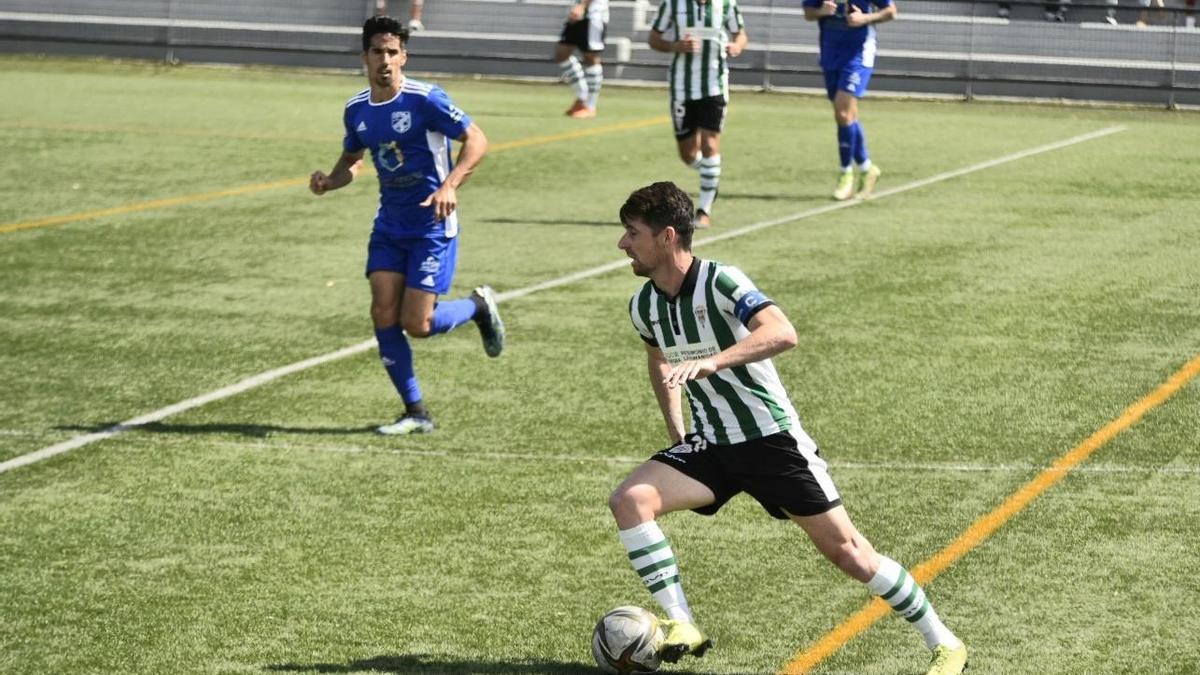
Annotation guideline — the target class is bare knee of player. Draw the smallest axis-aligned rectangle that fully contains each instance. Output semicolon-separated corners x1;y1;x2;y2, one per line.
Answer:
699;131;721;157
823;533;879;583
833;97;858;126
676;138;700;165
400;311;434;338
370;299;401;329
608;481;663;528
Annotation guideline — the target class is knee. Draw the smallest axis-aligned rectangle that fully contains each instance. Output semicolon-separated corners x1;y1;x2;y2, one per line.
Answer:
370;303;397;328
401;314;433;338
608;483;658;525
829;541;877;583
834;109;856;127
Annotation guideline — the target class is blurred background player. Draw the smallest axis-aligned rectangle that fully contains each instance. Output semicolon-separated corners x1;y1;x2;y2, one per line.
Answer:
610;181;968;675
373;0;425;31
555;0;610;118
803;0;896;201
648;0;748;228
309;16;504;435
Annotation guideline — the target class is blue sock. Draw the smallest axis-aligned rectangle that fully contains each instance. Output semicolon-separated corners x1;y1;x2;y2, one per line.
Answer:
837;124;855;171
375;325;421;405
852;121;870;166
429;297;478;336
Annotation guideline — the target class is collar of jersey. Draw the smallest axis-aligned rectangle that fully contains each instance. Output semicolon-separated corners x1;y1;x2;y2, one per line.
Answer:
654;256;701;302
367;81;405;106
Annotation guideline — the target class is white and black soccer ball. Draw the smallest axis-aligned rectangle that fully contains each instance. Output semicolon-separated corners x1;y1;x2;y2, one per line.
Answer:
590;605;665;674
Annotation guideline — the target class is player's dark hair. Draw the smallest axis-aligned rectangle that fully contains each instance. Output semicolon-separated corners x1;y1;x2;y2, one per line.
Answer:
362;15;409;52
620;182;695;249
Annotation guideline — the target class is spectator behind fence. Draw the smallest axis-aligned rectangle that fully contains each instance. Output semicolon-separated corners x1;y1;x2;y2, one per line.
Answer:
998;0;1118;24
1137;0;1165;26
373;0;425;31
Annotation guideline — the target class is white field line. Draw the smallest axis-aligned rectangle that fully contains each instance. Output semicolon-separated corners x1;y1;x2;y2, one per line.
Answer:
0;126;1126;476
121;436;1200;475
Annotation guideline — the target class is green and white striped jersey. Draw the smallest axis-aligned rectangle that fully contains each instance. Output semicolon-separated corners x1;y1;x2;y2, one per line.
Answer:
651;0;745;102
629;258;810;446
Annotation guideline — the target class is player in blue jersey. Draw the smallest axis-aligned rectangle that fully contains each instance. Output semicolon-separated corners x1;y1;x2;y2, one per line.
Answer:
803;0;896;201
309;15;504;435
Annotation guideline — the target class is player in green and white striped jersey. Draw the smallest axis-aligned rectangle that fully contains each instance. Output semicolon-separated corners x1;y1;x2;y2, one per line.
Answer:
607;182;968;674
648;0;748;229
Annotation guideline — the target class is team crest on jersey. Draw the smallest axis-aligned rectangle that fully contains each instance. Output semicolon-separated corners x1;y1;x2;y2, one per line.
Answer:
391;111;412;134
376;141;405;171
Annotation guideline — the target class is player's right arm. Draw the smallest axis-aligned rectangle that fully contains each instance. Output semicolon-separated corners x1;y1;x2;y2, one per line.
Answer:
309;150;364;196
804;0;838;20
646;343;687;444
649;29;701;54
567;0;590;22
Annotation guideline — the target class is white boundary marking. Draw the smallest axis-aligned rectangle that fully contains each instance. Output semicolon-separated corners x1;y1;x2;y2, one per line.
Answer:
111;435;1200;474
0;126;1126;476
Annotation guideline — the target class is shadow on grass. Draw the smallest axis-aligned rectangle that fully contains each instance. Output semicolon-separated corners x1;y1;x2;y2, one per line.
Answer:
56;422;377;437
265;654;722;674
480;217;615;227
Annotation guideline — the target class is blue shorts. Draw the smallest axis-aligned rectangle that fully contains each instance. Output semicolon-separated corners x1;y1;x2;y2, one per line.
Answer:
824;56;873;100
365;230;458;296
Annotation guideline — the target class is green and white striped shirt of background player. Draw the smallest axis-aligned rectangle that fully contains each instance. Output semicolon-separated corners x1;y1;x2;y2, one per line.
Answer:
629;258;819;448
651;0;746;103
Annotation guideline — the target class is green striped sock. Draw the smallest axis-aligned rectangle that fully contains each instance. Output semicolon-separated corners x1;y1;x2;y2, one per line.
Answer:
618;521;692;621
867;556;960;650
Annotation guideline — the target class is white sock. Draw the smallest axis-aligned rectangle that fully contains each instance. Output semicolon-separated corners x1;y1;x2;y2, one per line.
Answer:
558;56;588;101
698;154;721;214
866;556;961;651
584;64;603;109
858;158;873;172
618;521;692;621
688;154;703;170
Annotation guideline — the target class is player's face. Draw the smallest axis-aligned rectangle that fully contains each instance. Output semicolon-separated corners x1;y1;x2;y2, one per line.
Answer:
363;33;407;89
618;218;667;278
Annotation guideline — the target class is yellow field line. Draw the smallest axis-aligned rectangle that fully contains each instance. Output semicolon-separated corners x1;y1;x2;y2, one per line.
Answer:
0;116;667;236
780;351;1200;674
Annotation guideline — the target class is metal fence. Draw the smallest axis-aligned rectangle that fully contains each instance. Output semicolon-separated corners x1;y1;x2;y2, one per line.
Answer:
1;0;1198;106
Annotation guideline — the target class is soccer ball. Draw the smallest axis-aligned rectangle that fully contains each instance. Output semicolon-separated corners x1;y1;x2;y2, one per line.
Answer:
590;605;665;674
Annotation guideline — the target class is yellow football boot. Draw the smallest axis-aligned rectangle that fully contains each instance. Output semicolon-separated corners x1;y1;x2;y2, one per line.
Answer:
658;618;713;663
926;643;968;675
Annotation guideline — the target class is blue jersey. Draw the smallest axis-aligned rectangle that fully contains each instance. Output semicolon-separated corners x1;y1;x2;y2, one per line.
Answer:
802;0;892;71
342;78;472;239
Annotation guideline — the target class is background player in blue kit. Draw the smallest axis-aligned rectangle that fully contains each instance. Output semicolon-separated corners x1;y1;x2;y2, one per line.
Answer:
803;0;896;201
309;15;504;435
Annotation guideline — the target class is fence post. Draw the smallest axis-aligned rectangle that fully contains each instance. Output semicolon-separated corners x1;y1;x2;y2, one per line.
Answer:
165;0;178;64
965;0;978;101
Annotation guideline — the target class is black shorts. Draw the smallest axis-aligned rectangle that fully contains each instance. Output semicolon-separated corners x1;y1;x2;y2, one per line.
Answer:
559;18;606;53
650;431;842;519
671;95;727;139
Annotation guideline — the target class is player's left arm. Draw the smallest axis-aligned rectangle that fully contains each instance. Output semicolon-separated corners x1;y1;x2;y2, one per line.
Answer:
847;0;897;27
662;305;797;388
725;0;749;56
420;122;489;221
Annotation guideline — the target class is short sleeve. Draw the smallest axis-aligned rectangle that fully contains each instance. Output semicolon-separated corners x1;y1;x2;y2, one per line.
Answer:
725;0;745;31
651;0;673;33
713;265;775;327
342;105;365;154
629;293;659;347
424;87;472;140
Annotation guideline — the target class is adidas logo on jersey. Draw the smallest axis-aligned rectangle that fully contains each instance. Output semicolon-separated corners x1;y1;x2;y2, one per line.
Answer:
357;121;367;132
